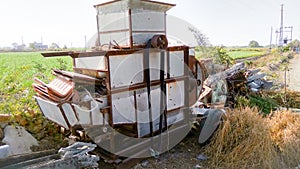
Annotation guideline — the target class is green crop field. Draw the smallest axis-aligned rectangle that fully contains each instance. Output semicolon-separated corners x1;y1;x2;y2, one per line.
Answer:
228;48;267;59
228;50;266;59
0;52;72;115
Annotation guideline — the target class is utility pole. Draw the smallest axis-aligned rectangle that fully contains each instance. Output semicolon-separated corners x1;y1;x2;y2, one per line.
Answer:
84;35;87;50
275;29;278;47
279;4;284;46
290;26;293;41
269;27;273;50
276;4;293;46
21;36;24;45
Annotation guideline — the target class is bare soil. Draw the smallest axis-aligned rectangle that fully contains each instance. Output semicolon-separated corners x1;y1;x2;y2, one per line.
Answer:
280;54;300;91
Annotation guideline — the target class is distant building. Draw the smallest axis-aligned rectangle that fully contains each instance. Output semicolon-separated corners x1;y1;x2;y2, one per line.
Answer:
12;43;26;51
29;42;48;50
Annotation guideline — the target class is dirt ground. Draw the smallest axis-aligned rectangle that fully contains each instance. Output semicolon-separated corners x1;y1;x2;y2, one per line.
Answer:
280;54;300;91
92;130;208;169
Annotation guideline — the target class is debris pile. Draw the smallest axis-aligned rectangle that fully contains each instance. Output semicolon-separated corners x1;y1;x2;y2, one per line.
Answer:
200;62;274;107
33;69;106;103
33;68;108;130
59;142;99;168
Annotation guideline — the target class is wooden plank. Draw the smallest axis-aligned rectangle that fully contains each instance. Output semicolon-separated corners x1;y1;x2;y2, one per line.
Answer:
0;149;57;168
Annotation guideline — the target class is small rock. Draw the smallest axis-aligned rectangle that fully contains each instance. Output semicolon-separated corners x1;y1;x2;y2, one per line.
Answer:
194;164;202;169
2;126;39;156
196;154;208;161
141;160;149;167
0;145;10;158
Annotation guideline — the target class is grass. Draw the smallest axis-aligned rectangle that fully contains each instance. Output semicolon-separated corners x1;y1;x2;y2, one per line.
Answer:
195;47;268;60
228;50;266;59
205;107;300;169
0;52;72;115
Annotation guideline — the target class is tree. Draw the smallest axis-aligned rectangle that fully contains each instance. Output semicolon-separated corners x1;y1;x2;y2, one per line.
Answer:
248;40;259;48
11;42;18;48
188;26;210;46
49;43;60;49
213;46;234;67
289;39;300;48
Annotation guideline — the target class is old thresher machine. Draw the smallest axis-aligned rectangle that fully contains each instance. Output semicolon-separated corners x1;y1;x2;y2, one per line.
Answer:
33;0;223;166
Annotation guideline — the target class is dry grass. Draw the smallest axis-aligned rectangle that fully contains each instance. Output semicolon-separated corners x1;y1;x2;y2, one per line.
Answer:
270;110;300;167
204;107;300;169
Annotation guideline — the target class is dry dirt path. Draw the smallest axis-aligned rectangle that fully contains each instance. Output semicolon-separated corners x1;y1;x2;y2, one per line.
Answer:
283;54;300;91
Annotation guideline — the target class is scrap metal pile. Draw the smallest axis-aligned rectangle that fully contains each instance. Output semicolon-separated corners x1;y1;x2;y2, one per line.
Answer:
31;0;274;166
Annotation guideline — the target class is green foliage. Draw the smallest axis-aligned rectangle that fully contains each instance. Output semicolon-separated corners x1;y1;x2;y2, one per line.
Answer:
0;52;73;139
197;47;267;62
213;46;234;67
195;46;234;67
0;52;72;114
235;94;278;115
281;45;290;52
289;39;300;47
228;47;265;52
248;40;259;48
56;58;68;70
228;50;265;59
195;46;216;59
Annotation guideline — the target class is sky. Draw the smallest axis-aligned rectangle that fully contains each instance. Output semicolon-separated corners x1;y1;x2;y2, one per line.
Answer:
0;0;299;47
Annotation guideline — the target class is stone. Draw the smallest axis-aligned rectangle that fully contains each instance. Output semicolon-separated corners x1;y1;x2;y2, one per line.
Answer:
196;154;208;161
141;160;150;167
194;164;202;169
2;126;39;156
0;145;10;158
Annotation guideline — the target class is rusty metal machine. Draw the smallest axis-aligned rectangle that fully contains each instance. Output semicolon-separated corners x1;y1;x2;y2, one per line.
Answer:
33;0;217;166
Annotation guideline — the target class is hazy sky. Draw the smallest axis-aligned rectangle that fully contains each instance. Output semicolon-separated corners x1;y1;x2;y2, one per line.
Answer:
0;0;299;47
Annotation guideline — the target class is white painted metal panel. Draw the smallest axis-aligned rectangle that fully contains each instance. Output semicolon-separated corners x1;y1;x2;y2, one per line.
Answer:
96;1;127;14
136;86;162;122
91;107;105;125
111;91;136;124
61;103;78;127
109;53;144;88
100;31;130;47
137;102;186;137
138;116;165;137
131;9;165;31
167;80;185;110
136;85;165;137
73;101;105;126
98;12;129;32
96;0;174;14
75;56;106;70
74;106;91;125
169;51;185;77
136;88;149;124
167;109;185;126
35;97;69;129
149;51;168;81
